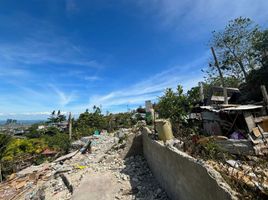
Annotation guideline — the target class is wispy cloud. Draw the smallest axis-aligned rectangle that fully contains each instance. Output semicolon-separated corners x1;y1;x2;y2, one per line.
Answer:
0;13;102;116
0;67;30;78
136;0;268;40
65;0;79;13
0;112;51;120
0;13;103;69
84;76;101;81
88;53;207;110
49;84;76;107
0;38;103;69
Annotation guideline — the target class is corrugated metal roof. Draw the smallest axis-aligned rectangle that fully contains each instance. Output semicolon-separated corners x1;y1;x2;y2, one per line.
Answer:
222;105;263;111
201;105;263;111
211;95;231;102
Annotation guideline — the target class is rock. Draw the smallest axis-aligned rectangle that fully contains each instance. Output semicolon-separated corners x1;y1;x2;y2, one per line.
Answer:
156;188;162;194
132;177;139;182
7;133;170;200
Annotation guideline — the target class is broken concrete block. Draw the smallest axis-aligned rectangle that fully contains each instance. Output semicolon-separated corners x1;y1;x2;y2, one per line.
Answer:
60;173;73;194
215;139;255;155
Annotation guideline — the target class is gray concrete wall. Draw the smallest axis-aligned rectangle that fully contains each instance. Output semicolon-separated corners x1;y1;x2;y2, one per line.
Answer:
142;128;237;200
120;132;143;159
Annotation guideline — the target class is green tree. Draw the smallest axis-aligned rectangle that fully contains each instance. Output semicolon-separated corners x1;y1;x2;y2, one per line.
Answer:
25;124;43;138
47;110;66;123
186;86;201;105
239;64;268;102
42;133;70;154
73;107;107;139
0;134;12;161
1;138;46;161
253;29;268;66
209;17;259;80
156;85;189;124
204;75;241;88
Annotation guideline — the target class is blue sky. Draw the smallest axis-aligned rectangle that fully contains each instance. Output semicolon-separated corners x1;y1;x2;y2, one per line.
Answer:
0;0;267;120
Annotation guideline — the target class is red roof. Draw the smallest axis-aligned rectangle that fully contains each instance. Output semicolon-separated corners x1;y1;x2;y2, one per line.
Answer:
41;148;57;155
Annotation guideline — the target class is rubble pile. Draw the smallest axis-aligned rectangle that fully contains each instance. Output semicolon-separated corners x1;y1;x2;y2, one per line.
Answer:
0;134;118;200
206;158;268;199
0;129;169;200
0;163;51;200
94;149;169;200
43;134;118;200
153;130;268;199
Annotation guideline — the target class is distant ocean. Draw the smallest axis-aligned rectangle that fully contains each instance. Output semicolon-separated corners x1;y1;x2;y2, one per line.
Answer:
0;120;45;125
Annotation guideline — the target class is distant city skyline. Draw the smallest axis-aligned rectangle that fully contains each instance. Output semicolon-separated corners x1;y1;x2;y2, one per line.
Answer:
0;0;268;119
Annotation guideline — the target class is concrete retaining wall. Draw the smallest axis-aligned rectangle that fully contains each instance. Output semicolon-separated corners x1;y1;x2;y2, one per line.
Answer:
142;128;236;200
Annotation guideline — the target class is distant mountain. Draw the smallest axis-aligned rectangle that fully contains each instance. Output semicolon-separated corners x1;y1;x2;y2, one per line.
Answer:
0;120;45;125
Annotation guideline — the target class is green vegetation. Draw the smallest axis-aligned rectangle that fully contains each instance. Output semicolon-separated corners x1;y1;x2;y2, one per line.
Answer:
155;17;268;137
47;110;66;123
0;134;12;160
205;17;267;86
0;106;138;179
42;133;70;154
2;138;46;162
0;16;267;184
155;85;201;137
0;135;47;179
72;106;136;139
73;107;106;139
207;17;259;81
156;86;189;124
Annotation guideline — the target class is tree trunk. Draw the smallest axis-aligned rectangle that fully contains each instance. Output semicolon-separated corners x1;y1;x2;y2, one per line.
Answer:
238;60;248;80
68;112;72;140
211;47;228;104
0;163;2;182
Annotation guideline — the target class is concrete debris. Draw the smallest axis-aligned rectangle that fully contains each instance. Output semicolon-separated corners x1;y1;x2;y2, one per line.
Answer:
54;150;79;163
214;139;255;155
59;174;73;194
0;129;168;200
211;159;268;196
80;140;92;154
226;160;242;169
0;134;117;200
80;152;169;200
72;129;169;200
115;128;132;139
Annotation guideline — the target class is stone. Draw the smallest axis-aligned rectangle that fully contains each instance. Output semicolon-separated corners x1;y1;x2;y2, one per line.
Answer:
157;188;162;194
132;177;139;182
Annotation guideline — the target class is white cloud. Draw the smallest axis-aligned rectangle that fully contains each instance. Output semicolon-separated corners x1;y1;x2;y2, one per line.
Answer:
84;75;101;81
136;0;268;40
0;67;30;78
88;53;207;110
49;84;76;107
0;14;103;70
22;112;52;115
1;112;52;116
66;0;78;13
0;39;102;69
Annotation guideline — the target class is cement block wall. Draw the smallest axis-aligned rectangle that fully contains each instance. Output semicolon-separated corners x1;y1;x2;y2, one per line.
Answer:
142;128;237;200
120;133;143;159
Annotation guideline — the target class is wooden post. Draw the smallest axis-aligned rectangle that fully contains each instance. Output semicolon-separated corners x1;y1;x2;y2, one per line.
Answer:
211;47;228;105
0;163;2;183
68;112;72;140
261;85;268;106
199;82;204;103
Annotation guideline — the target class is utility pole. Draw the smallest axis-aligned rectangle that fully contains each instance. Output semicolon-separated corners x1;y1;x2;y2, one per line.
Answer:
198;82;204;104
211;47;228;105
261;85;268;109
68;112;72;140
0;163;2;183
